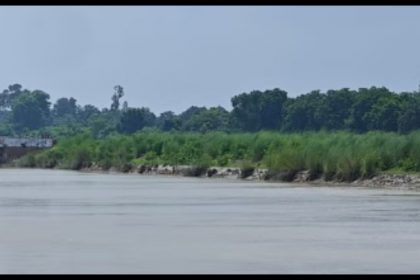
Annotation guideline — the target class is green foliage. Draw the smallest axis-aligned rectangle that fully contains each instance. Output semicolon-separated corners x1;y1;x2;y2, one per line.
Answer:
3;83;420;183
0;84;24;110
0;122;12;136
282;91;326;131
231;88;287;131
183;106;230;132
52;97;77;119
1;83;420;138
111;85;124;111
118;107;156;134
16;130;420;182
11;90;51;131
156;111;181;131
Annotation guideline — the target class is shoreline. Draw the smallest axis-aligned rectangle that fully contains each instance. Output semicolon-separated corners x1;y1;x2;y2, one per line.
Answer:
81;164;420;190
3;163;420;190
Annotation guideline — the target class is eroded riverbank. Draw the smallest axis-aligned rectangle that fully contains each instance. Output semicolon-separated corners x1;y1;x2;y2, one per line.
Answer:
4;160;420;189
76;164;420;190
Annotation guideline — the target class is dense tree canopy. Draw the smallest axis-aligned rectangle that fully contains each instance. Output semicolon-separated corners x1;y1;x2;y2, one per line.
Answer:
11;90;51;131
118;107;156;134
53;97;77;118
0;83;419;138
283;90;326;131
0;83;24;110
156;111;181;132
231;88;288;131
182;106;230;132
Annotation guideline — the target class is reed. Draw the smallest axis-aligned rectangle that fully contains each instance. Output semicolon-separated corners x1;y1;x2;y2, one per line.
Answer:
15;130;420;181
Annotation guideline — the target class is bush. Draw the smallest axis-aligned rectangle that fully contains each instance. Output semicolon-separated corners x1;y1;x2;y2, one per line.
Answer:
19;130;420;182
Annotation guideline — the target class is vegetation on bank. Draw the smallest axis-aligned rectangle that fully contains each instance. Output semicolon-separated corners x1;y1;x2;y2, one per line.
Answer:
15;130;420;182
2;83;420;183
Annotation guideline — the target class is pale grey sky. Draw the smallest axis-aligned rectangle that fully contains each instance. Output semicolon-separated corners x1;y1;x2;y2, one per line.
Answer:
0;6;420;114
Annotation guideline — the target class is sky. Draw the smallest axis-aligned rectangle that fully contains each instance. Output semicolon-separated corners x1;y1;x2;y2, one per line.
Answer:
0;6;420;114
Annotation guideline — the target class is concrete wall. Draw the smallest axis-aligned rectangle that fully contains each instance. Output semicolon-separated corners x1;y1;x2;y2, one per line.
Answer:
0;137;53;148
0;137;53;163
0;146;41;163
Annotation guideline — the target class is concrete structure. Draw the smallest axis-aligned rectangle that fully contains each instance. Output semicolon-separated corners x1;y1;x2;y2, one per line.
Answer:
0;137;53;163
0;137;53;148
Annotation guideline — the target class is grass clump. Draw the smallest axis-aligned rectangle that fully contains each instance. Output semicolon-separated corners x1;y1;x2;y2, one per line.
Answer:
16;130;420;182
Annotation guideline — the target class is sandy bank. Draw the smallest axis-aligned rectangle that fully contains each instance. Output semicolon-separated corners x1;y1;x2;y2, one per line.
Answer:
79;164;420;190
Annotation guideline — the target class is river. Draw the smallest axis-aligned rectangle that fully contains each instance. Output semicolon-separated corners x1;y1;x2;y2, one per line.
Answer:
0;168;420;274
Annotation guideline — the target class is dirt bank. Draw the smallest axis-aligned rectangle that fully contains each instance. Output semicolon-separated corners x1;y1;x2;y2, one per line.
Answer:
79;163;420;189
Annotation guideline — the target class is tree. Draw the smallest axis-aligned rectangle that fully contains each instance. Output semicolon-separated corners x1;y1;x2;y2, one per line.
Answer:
397;92;420;133
365;95;402;131
11;90;51;131
230;88;288;132
282;90;326;131
111;85;124;111
183;106;230;132
118;107;156;134
122;101;128;112
77;104;101;124
179;106;207;122
0;83;25;110
157;111;181;131
88;114;116;139
347;87;395;132
52;97;77;118
322;88;356;130
178;106;207;130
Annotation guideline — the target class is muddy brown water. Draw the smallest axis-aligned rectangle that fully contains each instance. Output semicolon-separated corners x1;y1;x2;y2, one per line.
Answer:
1;168;420;274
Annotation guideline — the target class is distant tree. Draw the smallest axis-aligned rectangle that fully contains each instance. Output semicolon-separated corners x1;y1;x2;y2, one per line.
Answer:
282;90;326;131
321;88;356;130
122;101;128;112
179;106;207;122
347;87;395;132
183;106;230;132
88;115;114;139
397;92;420;133
111;85;124;111
157;111;181;131
2;81;420;136
77;104;101;123
178;106;208;131
365;95;402;131
0;83;25;110
118;107;156;134
53;97;77;118
231;88;288;132
11;90;51;131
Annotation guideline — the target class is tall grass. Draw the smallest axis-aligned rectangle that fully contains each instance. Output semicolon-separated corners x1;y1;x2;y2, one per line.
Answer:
15;130;420;181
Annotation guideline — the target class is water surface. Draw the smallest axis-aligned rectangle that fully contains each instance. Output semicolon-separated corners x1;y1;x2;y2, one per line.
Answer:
1;168;420;273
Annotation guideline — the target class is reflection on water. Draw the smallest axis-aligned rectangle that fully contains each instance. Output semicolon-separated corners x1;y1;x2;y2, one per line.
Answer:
1;168;420;273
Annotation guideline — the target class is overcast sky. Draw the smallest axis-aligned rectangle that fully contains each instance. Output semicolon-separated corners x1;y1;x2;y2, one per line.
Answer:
0;6;420;114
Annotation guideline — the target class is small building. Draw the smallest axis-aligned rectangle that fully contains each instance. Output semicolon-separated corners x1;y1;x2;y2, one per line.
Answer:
0;136;54;163
0;137;53;148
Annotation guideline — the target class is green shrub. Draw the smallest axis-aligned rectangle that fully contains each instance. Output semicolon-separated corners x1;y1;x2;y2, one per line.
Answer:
22;130;420;181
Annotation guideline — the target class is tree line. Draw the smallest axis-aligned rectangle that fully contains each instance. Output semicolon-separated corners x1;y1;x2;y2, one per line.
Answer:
0;83;419;139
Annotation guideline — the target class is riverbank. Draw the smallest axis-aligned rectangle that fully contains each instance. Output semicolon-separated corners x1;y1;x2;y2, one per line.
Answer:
77;163;420;189
9;131;420;189
3;161;420;189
